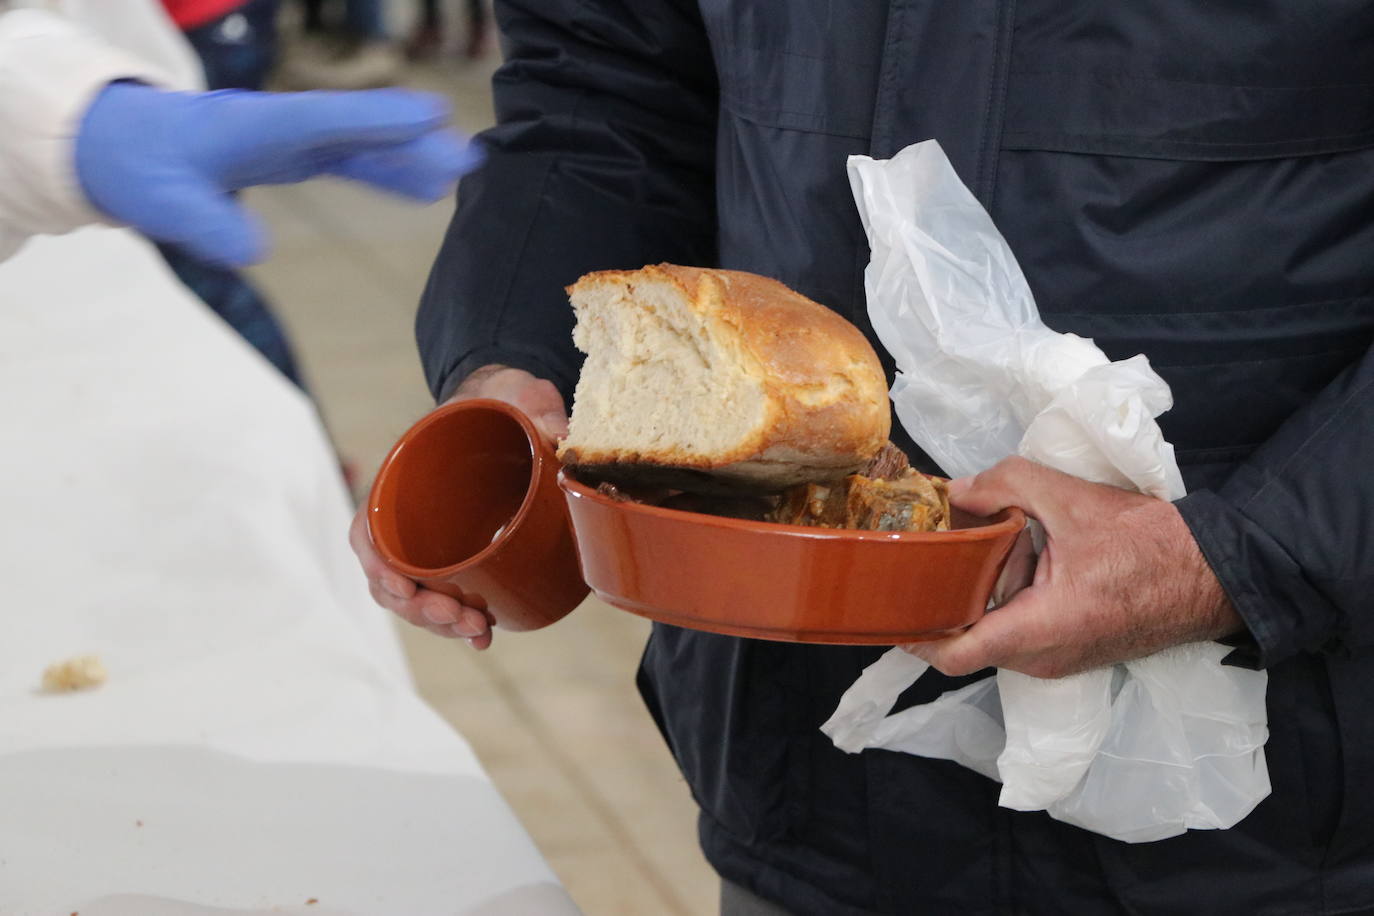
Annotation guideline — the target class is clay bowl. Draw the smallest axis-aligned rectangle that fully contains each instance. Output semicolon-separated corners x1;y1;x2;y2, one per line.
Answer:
367;399;588;631
559;471;1025;644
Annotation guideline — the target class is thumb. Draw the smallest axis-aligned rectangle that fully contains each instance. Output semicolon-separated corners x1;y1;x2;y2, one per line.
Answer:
945;469;1014;518
136;176;268;267
499;378;568;443
534;410;570;442
948;457;1070;530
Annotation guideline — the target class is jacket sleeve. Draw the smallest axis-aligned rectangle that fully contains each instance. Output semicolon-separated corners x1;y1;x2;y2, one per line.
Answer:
1176;341;1374;669
0;10;172;263
415;0;719;403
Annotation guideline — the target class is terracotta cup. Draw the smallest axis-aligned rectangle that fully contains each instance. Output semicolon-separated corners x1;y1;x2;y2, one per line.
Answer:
366;399;588;631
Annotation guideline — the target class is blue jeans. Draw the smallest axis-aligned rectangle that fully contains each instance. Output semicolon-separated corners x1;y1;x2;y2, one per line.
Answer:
160;0;306;390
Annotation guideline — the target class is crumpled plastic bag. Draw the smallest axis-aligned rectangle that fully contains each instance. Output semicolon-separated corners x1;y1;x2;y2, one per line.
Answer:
821;140;1270;843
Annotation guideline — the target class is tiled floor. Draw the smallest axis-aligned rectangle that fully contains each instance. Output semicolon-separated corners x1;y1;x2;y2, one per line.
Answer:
244;49;718;916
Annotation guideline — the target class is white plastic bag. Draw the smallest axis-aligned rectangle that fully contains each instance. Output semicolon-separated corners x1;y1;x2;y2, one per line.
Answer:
821;140;1270;843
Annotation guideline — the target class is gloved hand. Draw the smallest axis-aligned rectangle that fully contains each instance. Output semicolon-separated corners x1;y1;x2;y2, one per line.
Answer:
74;83;483;267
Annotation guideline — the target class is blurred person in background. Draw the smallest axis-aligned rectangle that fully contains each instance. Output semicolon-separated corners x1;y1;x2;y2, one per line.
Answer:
353;2;1374;915
158;0;306;393
164;0;280;92
407;0;490;62
0;8;564;911
0;0;477;409
279;0;402;90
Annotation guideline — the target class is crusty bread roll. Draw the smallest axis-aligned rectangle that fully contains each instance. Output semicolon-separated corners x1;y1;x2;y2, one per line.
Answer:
557;264;890;490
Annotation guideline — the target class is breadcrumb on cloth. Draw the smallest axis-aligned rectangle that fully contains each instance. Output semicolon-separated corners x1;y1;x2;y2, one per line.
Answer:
42;655;107;692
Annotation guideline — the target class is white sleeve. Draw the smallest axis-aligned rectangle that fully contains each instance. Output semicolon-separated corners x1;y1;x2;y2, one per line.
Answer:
0;9;173;262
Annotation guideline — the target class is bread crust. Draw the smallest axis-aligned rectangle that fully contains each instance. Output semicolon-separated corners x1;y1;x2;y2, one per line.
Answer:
558;264;891;488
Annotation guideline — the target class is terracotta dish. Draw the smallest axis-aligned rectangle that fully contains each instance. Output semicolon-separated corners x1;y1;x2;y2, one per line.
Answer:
559;471;1025;644
367;399;588;631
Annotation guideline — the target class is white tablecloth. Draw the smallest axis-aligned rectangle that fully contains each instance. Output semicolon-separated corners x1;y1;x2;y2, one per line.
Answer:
0;228;578;915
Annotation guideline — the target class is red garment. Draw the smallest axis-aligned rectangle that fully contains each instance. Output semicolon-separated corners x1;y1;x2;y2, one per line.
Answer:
161;0;245;31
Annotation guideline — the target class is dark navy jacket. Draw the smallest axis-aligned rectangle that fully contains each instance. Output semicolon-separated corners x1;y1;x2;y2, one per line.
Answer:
416;3;1374;913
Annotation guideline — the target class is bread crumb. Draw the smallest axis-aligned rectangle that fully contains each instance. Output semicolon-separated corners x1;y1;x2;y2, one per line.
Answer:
42;655;107;692
306;899;318;906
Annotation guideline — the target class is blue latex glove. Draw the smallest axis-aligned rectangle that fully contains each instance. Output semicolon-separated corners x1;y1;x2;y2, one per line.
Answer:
74;84;484;267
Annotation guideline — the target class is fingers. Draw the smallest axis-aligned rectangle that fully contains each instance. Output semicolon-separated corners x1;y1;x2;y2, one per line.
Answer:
907;588;1053;677
506;378;569;440
368;580;491;643
914;463;1071;676
451;368;570;442
125;176;269;267
328;130;484;202
909;587;1093;679
945;456;1032;515
349;507;403;593
243;89;453;152
349;508;493;645
532;406;571;442
947;456;1075;530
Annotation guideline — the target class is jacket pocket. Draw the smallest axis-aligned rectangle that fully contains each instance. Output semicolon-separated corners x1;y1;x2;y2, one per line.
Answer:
1003;70;1374;162
1002;2;1374;162
699;0;885;139
1320;653;1374;878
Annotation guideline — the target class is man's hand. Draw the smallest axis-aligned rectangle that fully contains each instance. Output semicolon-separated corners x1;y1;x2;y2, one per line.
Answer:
349;365;567;650
906;457;1243;679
